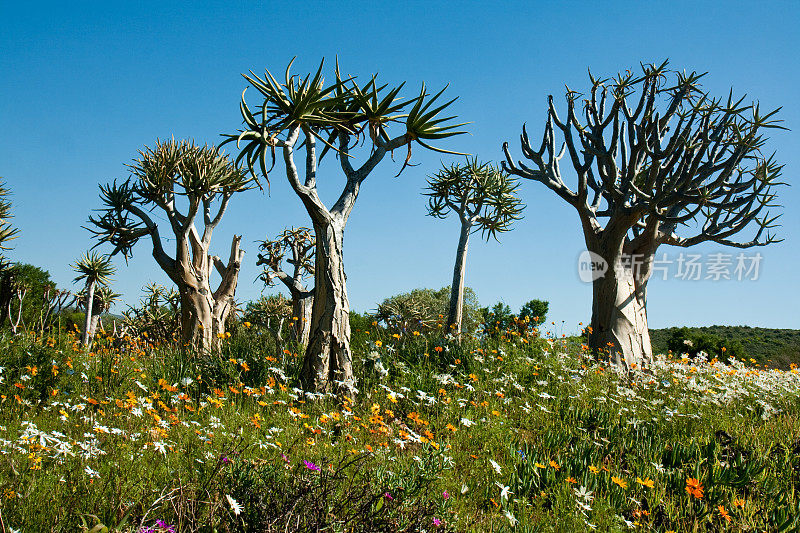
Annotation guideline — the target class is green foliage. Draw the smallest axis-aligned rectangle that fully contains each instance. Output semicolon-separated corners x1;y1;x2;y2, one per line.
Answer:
88;140;253;258
226;58;468;183
519;299;548;327
121;283;179;343
480;302;513;338
71;252;115;287
242;294;292;328
662;327;745;360
425;158;524;241
374;286;481;335
481;299;550;338
650;325;800;368
0;264;56;328
0;180;19;261
221;449;447;532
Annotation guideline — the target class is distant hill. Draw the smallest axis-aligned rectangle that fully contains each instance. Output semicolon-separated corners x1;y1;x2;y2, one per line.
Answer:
650;326;800;369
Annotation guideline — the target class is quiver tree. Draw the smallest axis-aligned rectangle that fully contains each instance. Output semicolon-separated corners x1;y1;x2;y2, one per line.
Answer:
425;158;523;335
503;62;784;369
0;181;19;269
244;294;292;342
122;283;180;343
0;264;72;334
374;286;481;337
227;59;466;394
72;252;115;347
88;139;254;352
37;286;75;335
77;285;120;345
257;227;315;345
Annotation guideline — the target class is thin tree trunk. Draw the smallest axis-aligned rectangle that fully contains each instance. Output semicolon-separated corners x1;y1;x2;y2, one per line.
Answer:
587;250;653;369
446;221;472;334
301;221;354;395
11;290;25;334
81;280;95;347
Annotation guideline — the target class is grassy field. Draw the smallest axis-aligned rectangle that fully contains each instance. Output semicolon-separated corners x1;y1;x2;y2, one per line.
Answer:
650;326;800;370
1;321;799;532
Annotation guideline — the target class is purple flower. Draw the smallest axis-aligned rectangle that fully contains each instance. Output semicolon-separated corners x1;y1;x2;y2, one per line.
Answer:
220;454;231;464
303;460;321;471
155;520;175;533
384;492;394;500
433;517;442;527
442;490;450;500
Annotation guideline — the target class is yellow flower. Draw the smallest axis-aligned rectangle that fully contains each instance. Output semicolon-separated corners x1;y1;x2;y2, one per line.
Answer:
243;321;251;328
549;460;560;470
374;340;382;347
636;477;654;489
611;476;628;489
588;465;600;474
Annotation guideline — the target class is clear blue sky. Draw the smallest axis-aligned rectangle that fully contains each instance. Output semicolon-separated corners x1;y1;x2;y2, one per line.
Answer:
2;1;798;330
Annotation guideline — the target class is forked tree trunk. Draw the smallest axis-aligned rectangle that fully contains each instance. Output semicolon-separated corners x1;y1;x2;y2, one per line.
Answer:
301;221;354;394
81;280;96;347
178;278;238;352
587;249;654;369
292;293;313;346
176;235;243;354
446;221;472;334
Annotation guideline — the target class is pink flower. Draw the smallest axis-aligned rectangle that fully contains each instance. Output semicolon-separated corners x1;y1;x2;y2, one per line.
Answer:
442;490;450;500
433;517;442;527
303;460;320;471
384;492;394;500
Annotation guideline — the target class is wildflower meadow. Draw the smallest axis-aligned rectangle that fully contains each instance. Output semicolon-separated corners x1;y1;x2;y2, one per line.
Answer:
1;319;798;532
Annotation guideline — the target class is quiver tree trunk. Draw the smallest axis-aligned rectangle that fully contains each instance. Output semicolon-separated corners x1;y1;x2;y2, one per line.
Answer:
503;63;786;373
301;221;354;394
90;314;102;339
0;270;12;327
81;280;96;347
446;221;471;335
292;293;313;346
176;235;243;353
587;248;654;369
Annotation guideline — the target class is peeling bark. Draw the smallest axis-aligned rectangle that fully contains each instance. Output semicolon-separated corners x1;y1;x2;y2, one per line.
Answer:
176;235;243;353
587;242;654;369
292;293;313;346
301;221;354;394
